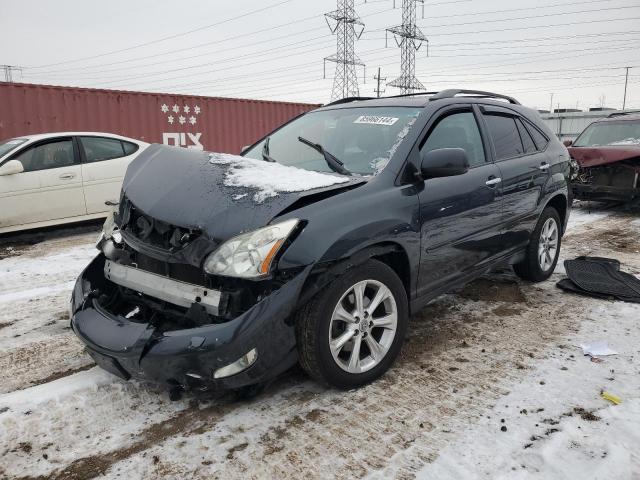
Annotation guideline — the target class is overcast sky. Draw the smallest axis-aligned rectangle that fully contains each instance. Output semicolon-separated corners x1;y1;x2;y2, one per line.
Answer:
2;0;639;110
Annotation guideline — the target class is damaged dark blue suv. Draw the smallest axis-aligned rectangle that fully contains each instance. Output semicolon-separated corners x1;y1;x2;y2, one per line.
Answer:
70;90;571;394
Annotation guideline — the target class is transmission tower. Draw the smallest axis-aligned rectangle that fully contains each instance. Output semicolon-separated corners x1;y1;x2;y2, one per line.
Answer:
1;65;22;83
386;0;428;94
324;0;365;101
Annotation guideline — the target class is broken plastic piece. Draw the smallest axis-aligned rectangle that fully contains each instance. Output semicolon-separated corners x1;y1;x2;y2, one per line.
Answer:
601;391;622;405
580;341;618;357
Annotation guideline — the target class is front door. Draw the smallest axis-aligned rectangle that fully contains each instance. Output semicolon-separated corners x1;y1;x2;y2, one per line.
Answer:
416;108;504;297
0;137;85;229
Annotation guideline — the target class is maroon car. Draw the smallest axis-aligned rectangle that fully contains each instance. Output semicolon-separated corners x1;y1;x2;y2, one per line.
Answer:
567;112;640;203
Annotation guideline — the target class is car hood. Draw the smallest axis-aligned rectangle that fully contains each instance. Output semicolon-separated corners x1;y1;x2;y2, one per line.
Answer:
568;145;640;168
121;144;366;243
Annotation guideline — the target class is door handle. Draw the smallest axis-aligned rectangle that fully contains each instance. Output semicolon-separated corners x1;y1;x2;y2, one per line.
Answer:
59;173;76;180
485;177;502;186
539;163;550;171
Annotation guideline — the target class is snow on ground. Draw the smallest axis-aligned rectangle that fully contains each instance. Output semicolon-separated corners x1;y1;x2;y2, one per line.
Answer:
0;203;638;479
209;152;350;202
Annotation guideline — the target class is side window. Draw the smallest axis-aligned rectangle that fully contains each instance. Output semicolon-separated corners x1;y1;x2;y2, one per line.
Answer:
483;114;524;160
524;121;549;151
81;137;125;162
13;139;75;172
421;111;486;168
122;141;139;155
515;118;536;154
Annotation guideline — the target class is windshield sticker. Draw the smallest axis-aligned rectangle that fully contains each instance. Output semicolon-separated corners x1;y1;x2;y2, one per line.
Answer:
354;115;399;126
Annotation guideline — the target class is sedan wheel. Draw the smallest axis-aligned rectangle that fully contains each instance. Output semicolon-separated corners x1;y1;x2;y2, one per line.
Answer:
329;280;398;374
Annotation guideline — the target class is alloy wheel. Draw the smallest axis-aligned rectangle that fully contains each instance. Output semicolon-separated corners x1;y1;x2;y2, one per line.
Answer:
538;217;559;272
328;279;398;374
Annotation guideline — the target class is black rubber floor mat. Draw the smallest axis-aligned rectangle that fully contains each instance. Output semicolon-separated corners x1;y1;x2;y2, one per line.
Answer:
556;256;640;303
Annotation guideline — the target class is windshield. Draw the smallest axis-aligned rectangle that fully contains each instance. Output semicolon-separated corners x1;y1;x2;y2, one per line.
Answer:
573;120;640;147
0;138;28;158
244;107;421;175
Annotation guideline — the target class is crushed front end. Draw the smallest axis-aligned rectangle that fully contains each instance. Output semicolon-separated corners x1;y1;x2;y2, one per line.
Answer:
569;146;640;203
70;197;309;391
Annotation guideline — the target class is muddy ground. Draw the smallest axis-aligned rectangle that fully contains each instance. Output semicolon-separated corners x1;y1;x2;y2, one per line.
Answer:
0;204;638;479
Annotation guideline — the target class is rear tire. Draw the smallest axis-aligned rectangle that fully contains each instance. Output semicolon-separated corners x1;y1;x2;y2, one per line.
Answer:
513;207;562;282
295;259;408;389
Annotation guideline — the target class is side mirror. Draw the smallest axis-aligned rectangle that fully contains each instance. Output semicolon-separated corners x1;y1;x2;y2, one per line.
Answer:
563;139;573;147
419;148;469;180
0;160;24;176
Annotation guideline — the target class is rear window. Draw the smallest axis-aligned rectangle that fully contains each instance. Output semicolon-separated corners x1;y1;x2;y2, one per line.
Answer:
81;137;125;162
515;118;537;153
483;114;524;160
525;121;549;150
0;138;28;158
123;141;139;155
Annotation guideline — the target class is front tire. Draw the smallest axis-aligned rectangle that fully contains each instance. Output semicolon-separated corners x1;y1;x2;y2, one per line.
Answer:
295;259;408;389
514;207;562;282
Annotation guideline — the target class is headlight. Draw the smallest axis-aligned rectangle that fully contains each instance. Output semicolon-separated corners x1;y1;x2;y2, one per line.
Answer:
203;218;299;278
98;203;122;246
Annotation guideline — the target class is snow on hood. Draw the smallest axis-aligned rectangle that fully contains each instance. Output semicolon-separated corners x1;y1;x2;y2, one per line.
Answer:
208;152;350;202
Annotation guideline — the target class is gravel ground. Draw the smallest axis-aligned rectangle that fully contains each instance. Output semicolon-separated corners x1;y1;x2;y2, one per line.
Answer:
0;203;638;480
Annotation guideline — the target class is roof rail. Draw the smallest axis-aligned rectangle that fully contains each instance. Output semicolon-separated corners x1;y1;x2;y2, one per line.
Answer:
383;91;439;99
324;96;375;107
607;110;640;118
429;89;520;105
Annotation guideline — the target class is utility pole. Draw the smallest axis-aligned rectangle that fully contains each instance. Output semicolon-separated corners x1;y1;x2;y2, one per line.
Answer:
549;93;554;113
386;0;428;94
622;66;630;111
324;0;365;102
1;65;22;83
374;67;386;98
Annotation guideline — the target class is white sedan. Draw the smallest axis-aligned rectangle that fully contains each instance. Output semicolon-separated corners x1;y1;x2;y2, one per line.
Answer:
0;132;149;234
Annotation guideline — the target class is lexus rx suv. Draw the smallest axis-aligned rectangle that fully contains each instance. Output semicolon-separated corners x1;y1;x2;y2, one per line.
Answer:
70;89;571;395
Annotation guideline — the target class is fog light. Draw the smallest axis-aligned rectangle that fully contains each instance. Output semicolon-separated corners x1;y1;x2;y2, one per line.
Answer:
213;348;258;379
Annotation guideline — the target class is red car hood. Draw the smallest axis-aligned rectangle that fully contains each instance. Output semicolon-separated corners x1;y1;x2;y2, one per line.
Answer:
568;146;640;168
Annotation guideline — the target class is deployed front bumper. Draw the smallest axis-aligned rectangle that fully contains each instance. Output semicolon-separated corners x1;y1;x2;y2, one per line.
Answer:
70;255;309;390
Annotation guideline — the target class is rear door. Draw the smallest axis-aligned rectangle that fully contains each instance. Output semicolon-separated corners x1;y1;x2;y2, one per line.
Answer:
0;137;85;228
78;136;141;214
415;106;504;296
479;106;551;251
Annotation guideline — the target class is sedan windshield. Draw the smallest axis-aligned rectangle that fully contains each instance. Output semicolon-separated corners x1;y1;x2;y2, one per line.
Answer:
573;121;640;147
244;107;421;175
0;138;28;158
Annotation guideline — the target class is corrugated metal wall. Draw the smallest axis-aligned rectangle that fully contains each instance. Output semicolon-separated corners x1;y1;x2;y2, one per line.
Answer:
0;83;319;154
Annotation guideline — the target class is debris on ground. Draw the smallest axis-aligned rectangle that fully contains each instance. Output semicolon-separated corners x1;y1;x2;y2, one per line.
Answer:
601;391;623;405
579;341;619;357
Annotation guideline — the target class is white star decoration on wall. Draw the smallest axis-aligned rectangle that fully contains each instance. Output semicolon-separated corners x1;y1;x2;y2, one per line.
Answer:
162;104;202;125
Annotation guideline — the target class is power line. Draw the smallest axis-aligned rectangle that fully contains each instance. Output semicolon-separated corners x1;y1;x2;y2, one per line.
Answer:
28;0;295;69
